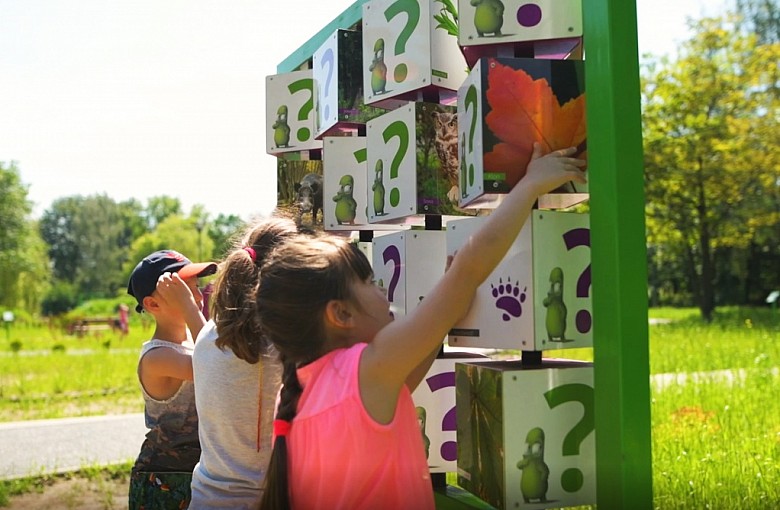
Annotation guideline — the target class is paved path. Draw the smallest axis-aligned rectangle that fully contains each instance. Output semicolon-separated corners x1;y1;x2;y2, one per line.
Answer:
0;413;146;480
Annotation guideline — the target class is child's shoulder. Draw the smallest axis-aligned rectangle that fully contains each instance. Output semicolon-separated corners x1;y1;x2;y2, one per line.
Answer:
141;338;195;357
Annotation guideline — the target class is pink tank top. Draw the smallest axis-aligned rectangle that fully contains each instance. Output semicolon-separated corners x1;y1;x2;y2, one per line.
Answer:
288;343;434;510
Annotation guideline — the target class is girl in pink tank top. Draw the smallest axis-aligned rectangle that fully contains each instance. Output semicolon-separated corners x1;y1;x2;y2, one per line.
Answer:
256;145;586;510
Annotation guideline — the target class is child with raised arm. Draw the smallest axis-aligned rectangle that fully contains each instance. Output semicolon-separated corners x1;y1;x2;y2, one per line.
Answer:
256;144;587;510
190;217;299;509
126;249;217;510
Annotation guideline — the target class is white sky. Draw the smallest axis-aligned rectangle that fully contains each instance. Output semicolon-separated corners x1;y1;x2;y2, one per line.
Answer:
0;0;730;220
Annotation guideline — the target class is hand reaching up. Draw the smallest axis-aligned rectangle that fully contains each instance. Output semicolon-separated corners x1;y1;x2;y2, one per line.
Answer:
523;143;587;197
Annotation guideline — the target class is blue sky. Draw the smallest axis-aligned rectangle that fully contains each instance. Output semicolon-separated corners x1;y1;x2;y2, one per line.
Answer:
0;0;729;220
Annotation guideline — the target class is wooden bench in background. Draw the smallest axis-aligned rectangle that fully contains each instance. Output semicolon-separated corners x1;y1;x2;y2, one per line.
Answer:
67;317;120;337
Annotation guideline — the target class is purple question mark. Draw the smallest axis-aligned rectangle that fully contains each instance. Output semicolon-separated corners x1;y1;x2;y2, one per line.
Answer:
382;244;402;303
426;371;457;461
562;228;591;334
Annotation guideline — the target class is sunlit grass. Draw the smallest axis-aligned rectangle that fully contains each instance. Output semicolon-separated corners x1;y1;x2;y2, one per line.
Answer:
2;307;780;508
651;369;780;508
0;325;148;422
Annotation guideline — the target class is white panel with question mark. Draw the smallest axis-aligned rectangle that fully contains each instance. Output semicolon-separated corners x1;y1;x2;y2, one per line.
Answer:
367;101;479;224
532;210;591;349
366;104;417;223
371;229;446;317
313;31;340;138
314;30;386;139
372;231;408;317
455;56;588;210
322;136;405;231
456;359;595;509
456;69;497;209
457;0;583;47
446;211;590;350
266;69;323;155
411;351;489;473
446;216;536;350
362;0;467;107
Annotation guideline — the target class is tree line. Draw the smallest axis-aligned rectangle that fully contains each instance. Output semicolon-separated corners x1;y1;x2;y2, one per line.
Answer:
1;2;778;321
643;2;780;320
0;166;245;316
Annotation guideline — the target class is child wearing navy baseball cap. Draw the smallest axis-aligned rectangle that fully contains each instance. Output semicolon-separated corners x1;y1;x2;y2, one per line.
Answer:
126;249;217;510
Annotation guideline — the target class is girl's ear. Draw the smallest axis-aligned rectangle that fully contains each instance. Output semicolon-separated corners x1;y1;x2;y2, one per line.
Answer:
324;300;352;329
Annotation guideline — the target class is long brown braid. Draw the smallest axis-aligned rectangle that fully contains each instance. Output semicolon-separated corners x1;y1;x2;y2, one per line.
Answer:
258;355;301;510
256;237;373;509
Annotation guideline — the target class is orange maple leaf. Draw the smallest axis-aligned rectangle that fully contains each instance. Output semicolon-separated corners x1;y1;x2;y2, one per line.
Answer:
483;59;587;187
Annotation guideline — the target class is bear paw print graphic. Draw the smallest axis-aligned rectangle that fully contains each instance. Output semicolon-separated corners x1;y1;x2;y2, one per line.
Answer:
491;278;527;321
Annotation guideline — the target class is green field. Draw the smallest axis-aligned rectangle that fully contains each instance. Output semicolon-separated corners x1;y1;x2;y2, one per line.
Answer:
1;306;779;508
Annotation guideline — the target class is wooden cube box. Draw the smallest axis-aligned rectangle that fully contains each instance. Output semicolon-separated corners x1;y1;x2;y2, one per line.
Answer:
371;229;445;317
362;0;467;108
313;29;385;139
266;69;323;155
447;211;592;350
456;359;595;509
457;57;587;209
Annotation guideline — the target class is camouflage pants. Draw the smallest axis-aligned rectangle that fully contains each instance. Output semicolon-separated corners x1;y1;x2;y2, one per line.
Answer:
129;471;192;510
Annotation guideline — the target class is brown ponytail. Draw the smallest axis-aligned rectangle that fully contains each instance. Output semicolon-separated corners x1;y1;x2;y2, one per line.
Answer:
211;217;298;363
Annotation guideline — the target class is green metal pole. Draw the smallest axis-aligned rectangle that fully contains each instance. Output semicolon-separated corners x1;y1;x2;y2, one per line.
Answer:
584;0;653;508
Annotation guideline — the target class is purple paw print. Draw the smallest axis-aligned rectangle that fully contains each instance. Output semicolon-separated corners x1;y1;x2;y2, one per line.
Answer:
491;278;526;321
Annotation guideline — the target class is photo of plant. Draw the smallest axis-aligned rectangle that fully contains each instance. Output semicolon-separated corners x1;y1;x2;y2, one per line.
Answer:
456;362;505;508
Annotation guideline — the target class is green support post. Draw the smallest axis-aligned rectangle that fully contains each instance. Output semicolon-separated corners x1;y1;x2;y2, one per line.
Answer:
584;0;653;508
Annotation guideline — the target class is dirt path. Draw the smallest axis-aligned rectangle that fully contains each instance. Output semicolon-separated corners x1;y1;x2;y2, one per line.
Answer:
5;476;129;510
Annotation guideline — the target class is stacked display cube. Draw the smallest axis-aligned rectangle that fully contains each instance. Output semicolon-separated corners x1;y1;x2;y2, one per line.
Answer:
446;211;592;351
456;359;595;509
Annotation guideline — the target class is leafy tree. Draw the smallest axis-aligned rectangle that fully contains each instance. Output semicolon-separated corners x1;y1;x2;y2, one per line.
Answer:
40;195;137;300
735;0;780;43
39;196;82;282
41;281;79;316
642;16;780;320
209;213;246;260
123;215;216;282
74;195;133;298
118;198;150;247
0;162;52;311
145;195;182;230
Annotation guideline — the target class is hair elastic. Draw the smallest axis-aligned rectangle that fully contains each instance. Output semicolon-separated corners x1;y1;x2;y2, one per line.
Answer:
243;246;257;262
273;419;292;438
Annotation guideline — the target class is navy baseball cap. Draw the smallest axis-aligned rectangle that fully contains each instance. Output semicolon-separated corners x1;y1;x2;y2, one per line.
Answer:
127;250;218;313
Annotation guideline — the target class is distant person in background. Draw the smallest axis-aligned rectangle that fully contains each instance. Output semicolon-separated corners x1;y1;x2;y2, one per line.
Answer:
126;249;217;510
117;303;130;337
200;282;214;320
190;217;298;509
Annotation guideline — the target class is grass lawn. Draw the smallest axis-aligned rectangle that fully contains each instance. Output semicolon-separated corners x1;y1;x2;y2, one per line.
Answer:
1;306;779;508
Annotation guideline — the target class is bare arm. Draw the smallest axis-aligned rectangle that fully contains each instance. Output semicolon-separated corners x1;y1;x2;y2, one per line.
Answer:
361;145;586;420
138;347;194;400
404;254;455;392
